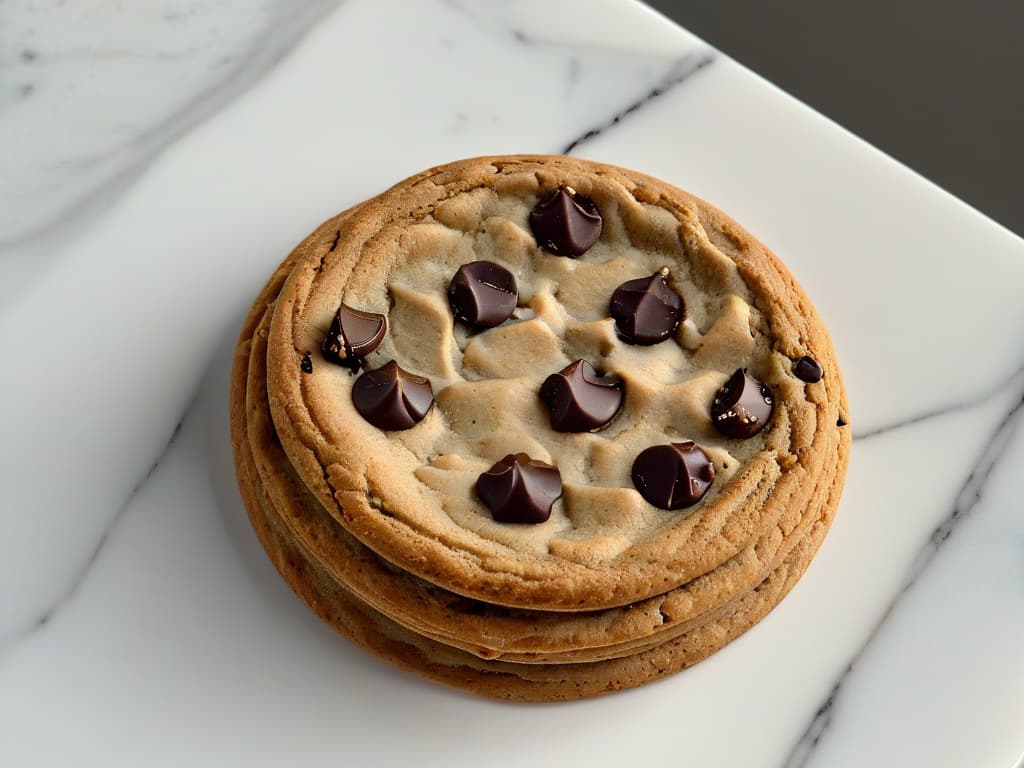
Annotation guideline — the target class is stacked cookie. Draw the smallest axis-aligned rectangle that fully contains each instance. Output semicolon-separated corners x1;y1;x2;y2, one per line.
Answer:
230;156;850;701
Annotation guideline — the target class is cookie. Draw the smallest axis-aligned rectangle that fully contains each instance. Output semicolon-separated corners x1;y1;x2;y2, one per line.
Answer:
264;156;848;611
230;155;850;699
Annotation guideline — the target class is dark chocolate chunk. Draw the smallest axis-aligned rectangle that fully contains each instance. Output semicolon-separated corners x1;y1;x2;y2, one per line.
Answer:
631;441;715;510
322;303;388;369
351;360;433;430
447;261;518;328
476;453;563;524
837;416;848;427
793;355;823;383
300;353;313;374
609;268;684;345
711;369;774;439
528;186;602;257
539;360;623;432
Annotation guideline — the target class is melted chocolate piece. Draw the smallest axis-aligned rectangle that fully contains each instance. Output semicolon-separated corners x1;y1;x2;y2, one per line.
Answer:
322;303;388;370
711;369;774;439
793;356;823;383
609;268;684;345
539;360;623;432
528;186;602;257
476;453;563;524
448;261;518;328
300;353;313;374
351;360;433;430
631;441;715;510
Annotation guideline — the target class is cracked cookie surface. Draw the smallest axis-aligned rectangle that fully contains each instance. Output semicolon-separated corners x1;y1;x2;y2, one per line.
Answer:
265;155;848;610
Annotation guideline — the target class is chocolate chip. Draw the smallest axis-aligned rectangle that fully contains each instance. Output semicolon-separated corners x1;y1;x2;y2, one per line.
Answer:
837;416;848;427
528;186;602;257
476;453;563;524
448;261;518;328
351;360;433;430
539;360;623;432
631;442;715;510
322;303;388;370
711;369;774;439
793;356;823;383
609;268;684;345
300;353;313;374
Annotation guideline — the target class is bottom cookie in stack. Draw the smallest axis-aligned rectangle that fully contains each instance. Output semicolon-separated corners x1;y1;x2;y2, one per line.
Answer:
229;255;845;702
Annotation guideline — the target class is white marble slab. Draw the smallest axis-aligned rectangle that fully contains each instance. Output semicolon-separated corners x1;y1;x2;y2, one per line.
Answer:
0;0;338;247
1;1;1022;765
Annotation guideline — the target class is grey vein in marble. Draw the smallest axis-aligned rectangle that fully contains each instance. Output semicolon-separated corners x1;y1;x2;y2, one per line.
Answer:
562;51;714;154
0;415;188;656
783;377;1024;767
437;0;534;45
852;361;1024;441
0;0;339;250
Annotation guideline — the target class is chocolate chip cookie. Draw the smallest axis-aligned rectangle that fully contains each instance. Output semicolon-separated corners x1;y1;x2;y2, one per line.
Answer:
231;155;850;699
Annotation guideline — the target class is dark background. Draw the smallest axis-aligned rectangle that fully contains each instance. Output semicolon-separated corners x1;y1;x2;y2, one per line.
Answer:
644;0;1023;237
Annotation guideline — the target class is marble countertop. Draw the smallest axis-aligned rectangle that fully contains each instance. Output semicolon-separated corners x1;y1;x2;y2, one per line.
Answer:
2;1;1022;765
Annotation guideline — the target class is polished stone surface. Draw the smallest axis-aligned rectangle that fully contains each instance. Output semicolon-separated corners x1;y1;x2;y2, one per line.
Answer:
1;2;1022;765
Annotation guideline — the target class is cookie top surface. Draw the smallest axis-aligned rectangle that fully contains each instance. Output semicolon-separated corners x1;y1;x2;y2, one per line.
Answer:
266;155;847;610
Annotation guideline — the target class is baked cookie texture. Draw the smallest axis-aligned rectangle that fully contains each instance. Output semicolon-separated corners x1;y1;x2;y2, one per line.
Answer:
231;155;850;700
